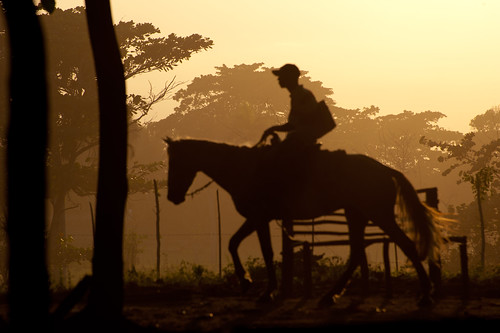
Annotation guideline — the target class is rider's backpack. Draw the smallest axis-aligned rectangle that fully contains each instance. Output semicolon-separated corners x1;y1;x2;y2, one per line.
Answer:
306;100;336;139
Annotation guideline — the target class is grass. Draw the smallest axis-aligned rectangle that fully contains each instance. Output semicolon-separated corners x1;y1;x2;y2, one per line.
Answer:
4;253;496;299
122;255;386;293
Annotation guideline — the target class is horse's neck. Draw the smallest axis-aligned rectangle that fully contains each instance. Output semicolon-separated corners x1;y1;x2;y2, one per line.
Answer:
192;141;253;195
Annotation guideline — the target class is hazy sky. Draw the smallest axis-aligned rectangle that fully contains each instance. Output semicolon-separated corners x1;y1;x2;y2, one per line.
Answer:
63;0;500;133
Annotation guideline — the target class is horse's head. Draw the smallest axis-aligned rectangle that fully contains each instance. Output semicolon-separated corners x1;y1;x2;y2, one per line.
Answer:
164;137;197;204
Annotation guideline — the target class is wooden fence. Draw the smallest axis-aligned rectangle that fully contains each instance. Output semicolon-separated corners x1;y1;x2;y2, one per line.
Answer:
280;187;469;299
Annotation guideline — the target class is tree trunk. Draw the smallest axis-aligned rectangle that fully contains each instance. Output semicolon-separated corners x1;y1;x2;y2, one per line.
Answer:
2;0;50;329
85;0;128;323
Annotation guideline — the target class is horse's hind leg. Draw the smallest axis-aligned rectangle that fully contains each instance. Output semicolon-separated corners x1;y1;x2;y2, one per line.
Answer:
256;221;278;302
319;210;368;306
375;214;432;306
360;248;370;295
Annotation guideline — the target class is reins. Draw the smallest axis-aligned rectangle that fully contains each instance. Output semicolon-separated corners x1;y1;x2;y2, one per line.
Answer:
185;180;215;198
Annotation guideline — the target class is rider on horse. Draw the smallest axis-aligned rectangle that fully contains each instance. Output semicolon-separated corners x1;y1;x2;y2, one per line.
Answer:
259;64;335;153
254;64;337;200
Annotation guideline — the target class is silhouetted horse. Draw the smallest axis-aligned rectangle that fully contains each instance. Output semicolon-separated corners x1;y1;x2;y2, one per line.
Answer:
165;138;446;306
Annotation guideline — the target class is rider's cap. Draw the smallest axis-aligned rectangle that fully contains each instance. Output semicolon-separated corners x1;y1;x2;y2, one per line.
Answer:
272;64;300;78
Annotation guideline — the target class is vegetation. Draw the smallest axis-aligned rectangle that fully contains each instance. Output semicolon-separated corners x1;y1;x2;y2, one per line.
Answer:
0;7;213;284
422;106;500;269
119;255;500;301
121;256;349;290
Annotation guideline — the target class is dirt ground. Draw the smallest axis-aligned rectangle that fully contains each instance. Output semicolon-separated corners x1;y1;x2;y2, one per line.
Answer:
2;277;500;331
120;279;500;332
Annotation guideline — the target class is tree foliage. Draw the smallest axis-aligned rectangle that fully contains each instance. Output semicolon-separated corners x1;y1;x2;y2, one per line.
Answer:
28;7;214;195
116;21;213;79
154;63;334;144
422;106;500;268
0;6;213;278
143;62;461;196
421;106;500;190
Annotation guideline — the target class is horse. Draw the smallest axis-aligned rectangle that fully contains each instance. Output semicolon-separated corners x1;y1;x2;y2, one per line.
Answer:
164;137;447;306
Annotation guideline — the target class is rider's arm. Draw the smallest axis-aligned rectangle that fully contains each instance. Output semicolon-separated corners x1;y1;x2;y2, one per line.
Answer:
267;122;294;133
263;122;294;137
258;122;294;144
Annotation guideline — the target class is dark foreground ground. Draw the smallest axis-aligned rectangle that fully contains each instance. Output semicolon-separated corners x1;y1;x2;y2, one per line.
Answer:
2;277;500;331
120;280;500;332
121;274;500;331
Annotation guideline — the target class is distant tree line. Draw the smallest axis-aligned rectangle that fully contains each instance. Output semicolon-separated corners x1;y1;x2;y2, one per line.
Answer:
138;63;500;269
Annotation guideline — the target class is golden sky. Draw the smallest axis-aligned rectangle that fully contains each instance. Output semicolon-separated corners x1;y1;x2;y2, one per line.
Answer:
63;0;500;133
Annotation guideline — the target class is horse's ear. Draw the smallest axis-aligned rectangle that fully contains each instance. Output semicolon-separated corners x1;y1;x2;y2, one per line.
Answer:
164;137;173;145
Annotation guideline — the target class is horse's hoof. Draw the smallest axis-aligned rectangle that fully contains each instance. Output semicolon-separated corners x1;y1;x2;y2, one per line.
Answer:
240;272;253;294
257;290;278;303
417;295;434;308
318;294;336;307
318;291;344;307
240;276;253;294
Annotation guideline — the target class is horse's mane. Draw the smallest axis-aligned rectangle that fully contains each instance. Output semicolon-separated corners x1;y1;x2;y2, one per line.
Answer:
172;138;267;155
169;139;348;169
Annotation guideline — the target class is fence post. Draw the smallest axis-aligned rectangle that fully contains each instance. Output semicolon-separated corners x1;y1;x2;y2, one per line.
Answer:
459;237;469;299
423;187;442;296
281;218;294;297
216;189;222;277
89;201;95;240
153;179;161;282
383;239;392;298
303;241;312;297
425;187;439;209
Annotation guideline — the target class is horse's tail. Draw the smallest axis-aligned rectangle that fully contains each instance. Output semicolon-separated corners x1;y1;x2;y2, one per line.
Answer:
392;171;448;262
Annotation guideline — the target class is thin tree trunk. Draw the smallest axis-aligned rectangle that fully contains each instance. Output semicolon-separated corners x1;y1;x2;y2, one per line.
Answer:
85;0;128;323
2;0;50;329
154;179;161;281
49;191;67;286
216;189;222;277
476;179;486;270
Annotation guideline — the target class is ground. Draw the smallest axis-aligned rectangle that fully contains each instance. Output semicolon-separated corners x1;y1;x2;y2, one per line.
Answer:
2;276;500;331
120;278;500;331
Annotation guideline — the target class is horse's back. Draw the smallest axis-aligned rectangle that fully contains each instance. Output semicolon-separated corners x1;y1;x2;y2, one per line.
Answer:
310;150;398;205
238;144;398;219
342;153;398;206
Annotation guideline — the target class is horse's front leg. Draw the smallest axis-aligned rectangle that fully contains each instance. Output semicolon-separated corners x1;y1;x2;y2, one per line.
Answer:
229;219;256;293
256;221;278;302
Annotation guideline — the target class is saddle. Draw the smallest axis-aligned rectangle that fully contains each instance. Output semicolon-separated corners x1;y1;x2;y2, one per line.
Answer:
253;138;346;189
